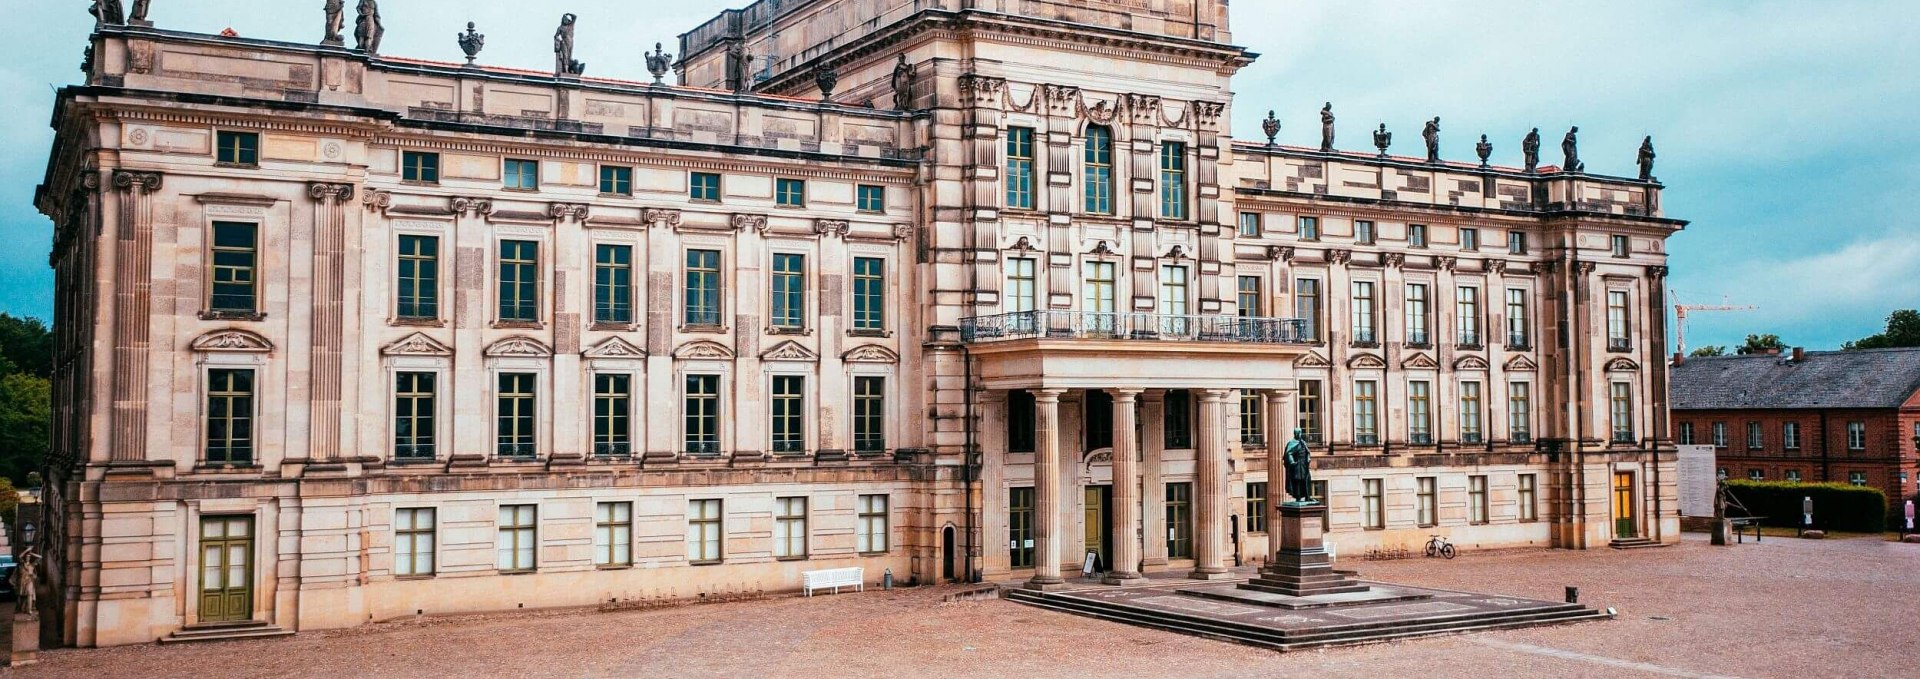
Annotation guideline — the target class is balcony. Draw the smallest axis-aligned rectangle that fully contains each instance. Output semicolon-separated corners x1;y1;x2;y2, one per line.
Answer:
960;311;1310;345
1608;338;1632;352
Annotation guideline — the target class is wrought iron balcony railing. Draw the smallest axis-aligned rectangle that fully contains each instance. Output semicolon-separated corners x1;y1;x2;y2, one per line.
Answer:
959;311;1311;345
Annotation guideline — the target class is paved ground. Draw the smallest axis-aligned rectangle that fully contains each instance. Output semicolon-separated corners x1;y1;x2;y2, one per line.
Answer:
6;533;1915;678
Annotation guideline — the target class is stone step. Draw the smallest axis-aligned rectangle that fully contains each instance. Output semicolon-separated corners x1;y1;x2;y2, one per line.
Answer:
1237;581;1374;597
160;621;294;644
1608;538;1669;550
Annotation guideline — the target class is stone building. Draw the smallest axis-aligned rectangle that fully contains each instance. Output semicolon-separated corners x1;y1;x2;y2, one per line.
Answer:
36;0;1682;646
1671;347;1920;512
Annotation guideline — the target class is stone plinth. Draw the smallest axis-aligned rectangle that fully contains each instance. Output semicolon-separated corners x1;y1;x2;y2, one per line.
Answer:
9;613;38;666
1238;503;1370;597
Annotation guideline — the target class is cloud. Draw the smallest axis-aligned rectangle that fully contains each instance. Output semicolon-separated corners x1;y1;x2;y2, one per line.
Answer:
1673;235;1920;350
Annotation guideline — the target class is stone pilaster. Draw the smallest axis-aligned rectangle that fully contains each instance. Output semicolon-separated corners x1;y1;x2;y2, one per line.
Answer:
1027;388;1067;589
1265;390;1293;545
1104;388;1145;584
1192;388;1233;578
306;182;355;463
108;170;161;464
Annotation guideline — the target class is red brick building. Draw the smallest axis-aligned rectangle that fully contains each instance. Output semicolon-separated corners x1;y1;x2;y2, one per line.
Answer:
1671;347;1920;514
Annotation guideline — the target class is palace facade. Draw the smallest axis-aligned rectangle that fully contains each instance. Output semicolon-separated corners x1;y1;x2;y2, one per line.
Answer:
37;0;1683;646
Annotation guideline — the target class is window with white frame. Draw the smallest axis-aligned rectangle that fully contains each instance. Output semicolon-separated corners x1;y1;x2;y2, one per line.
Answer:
1847;422;1866;450
1505;288;1530;348
394;371;437;459
496;504;536;572
1408;380;1432;444
1460;381;1484;444
1363;478;1384;529
496;372;537;457
1406;283;1430;345
395;508;436;576
687;499;723;563
595;502;632;567
1784;421;1801;449
1508;381;1532;443
1518;474;1538;522
1351;281;1377;344
771;253;806;330
857;494;890;554
1456;286;1481;345
1607;290;1631;350
1469;475;1489;524
1416;477;1437;527
774;496;808;559
593;373;631;456
1610;382;1635;443
1354;380;1379;445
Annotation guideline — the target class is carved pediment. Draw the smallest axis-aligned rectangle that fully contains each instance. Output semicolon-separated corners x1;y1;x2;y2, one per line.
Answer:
582;336;645;358
673;340;735;360
842;344;900;364
1454;355;1491;371
761;340;819;362
1402;352;1438;370
381;332;452;356
1505;355;1539;372
1293;351;1331;369
1605;357;1641;372
485;336;553;357
1347;353;1386;370
191;329;273;353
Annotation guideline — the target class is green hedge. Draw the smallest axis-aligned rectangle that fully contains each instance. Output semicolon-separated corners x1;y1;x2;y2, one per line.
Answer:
1725;481;1885;533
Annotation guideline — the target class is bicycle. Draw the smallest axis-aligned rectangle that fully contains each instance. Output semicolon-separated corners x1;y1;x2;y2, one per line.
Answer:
1424;534;1457;559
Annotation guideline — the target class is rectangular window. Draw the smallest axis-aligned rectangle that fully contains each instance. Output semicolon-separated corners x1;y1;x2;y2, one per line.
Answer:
1409;381;1432;444
1607;290;1631;350
1409;223;1428;248
1784;422;1800;449
854;376;886;453
771;375;806;453
496;505;536;572
205;369;254;464
1469;475;1489;525
1405;283;1430;345
504;158;540;190
1416;477;1437;527
1008;390;1037;453
1165;482;1193;558
599;165;633;195
1009;487;1035;568
773;497;808;559
1006;127;1035;209
689;172;722;201
1518;474;1538;522
684;249;722;326
1298;216;1320;241
1611;382;1635;443
1240;391;1265;446
1247;482;1268;534
1747;422;1764;450
776;178;807;207
1848;471;1868;486
853;257;885;331
1237;276;1263;318
1008;258;1037;313
1355;220;1376;244
216;131;259;166
1508;382;1532;444
1297;381;1323;443
1354;380;1379;445
1456;286;1481;345
1508;231;1527;255
1351;281;1377;343
209;221;259;313
687;499;723;563
1159;142;1187;219
1506;288;1530;348
1748;469;1764;481
592;373;631;456
498;240;539;322
1363;478;1384;529
684;374;721;455
1786;469;1802;482
1461;381;1484;444
595;502;632;567
1084;261;1118;333
1460;227;1480;251
858;494;890;554
1084;127;1113;214
1680;422;1695;445
1239;212;1262;238
496;372;536;457
402;151;440;183
1847;422;1865;450
594;244;633;325
1713;422;1727;447
395;508;436;576
394;372;436;459
395;234;439;320
1611;234;1630;257
1296;279;1323;342
857;184;886;213
1164;389;1193;449
1158;265;1189;318
771;253;807;329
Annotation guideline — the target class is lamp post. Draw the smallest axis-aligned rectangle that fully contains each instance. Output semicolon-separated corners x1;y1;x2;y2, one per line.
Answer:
18;521;34;548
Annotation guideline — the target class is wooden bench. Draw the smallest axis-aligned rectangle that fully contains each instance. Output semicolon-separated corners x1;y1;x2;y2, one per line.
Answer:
1730;516;1766;543
802;567;865;596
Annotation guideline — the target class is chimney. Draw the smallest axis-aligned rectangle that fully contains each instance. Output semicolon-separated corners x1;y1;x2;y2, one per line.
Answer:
1792;347;1805;362
1672;352;1684;366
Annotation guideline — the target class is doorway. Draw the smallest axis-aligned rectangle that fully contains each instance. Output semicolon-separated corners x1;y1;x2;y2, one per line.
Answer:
941;525;957;582
1612;471;1637;539
1084;485;1112;572
199;516;254;623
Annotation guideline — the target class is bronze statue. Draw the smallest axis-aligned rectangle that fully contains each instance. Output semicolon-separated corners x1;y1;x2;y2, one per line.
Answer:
92;0;126;26
891;54;915;110
322;1;345;46
353;0;383;54
1262;110;1281;146
1562;126;1582;172
1476;134;1493;167
645;43;673;85
1319;102;1335;152
1637;135;1656;181
1283;428;1315;504
554;14;585;76
458;22;484;64
1522;127;1541;173
1423;116;1441;163
1373;123;1392;157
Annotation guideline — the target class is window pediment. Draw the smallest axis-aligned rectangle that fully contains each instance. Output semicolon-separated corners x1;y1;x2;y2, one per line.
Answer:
381;332;452;356
761;340;819;362
842;344;900;364
485;336;553;357
674;340;735;360
191;328;273;353
582;336;645;358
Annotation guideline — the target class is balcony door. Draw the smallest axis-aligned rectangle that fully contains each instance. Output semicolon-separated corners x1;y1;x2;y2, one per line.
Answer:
1083;261;1116;336
1158;265;1189;337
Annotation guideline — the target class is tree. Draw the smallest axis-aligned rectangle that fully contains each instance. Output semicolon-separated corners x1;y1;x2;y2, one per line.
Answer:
1736;333;1786;355
0;373;50;486
1690;345;1728;357
1843;309;1920;350
0;313;52;378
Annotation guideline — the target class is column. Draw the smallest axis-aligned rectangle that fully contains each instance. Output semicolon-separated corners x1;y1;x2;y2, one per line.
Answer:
1140;390;1169;567
109;170;162;463
306;182;354;463
1027;388;1068;589
1191;389;1233;578
1264;390;1293;545
1104;388;1145;584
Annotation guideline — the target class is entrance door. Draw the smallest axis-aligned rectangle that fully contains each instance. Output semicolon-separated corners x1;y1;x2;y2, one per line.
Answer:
1084;485;1111;572
1612;472;1637;539
199;516;254;623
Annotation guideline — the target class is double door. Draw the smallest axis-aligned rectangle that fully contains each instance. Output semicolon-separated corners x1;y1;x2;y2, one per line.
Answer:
199;516;254;623
1083;485;1111;572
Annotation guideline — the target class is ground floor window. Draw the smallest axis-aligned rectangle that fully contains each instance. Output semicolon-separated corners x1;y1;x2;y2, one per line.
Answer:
395;508;435;576
496;505;536;572
1246;482;1267;533
688;499;723;563
774;496;808;559
1848;471;1868;486
1311;481;1329;530
857;494;890;554
1416;477;1437;527
1519;474;1538;522
1362;479;1384;529
1469;475;1489;524
1166;482;1193;558
1009;487;1035;568
595;502;632;567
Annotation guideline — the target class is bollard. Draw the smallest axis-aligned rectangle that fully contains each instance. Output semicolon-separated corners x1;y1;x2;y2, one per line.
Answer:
883;568;894;590
1565;586;1579;604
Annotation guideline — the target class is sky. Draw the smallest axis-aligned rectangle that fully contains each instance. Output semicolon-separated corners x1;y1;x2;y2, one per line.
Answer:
1;0;1915;350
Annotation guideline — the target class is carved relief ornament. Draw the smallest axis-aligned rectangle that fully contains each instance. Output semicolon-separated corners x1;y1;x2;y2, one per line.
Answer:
731;213;769;233
451;196;494;217
307;182;355;204
112;170;162;194
485;336;553;357
842;344;900;363
547;202;591;222
382;332;453;356
644;208;682;229
192;329;274;353
583;336;645;358
812;219;851;238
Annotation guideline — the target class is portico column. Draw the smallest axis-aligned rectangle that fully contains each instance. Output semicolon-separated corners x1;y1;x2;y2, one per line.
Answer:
1104;388;1145;584
1265;390;1293;540
1191;389;1234;579
1027;388;1069;589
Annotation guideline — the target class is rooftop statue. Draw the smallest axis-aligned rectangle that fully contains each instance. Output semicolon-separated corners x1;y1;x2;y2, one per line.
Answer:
1522;127;1541;173
130;0;152;26
1637;135;1657;181
1423;116;1441;163
725;41;751;92
91;0;125;26
555;14;586;76
354;0;383;55
1373;123;1392;157
891;55;915;110
1320;102;1335;152
1562;126;1583;172
322;1;346;46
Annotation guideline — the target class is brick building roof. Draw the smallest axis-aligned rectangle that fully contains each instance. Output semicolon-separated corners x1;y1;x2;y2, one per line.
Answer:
1671;347;1920;410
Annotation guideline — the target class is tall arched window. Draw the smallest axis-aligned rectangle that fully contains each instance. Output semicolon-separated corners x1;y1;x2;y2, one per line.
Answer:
1084;126;1114;214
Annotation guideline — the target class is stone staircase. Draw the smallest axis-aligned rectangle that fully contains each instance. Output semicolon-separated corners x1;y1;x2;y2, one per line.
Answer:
159;620;294;644
1607;537;1668;550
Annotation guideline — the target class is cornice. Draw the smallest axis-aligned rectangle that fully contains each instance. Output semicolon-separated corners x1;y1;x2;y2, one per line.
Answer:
1234;186;1689;229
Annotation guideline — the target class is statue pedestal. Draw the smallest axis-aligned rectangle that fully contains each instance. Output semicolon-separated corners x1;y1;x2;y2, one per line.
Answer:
1238;503;1370;597
8;613;38;667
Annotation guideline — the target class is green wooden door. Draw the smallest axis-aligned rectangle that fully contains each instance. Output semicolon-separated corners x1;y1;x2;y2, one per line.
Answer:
199;516;254;623
1612;473;1636;539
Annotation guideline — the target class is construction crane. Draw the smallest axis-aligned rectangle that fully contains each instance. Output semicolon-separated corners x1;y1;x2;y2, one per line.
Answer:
1673;294;1757;355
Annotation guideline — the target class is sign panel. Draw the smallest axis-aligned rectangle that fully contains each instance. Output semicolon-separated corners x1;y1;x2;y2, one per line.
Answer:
1677;444;1717;517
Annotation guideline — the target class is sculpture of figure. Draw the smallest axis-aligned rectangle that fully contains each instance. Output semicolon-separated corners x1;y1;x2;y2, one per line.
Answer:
353;0;383;55
13;546;38;618
1283;428;1315;504
1476;134;1493;167
1373;123;1392;157
1261;110;1281;146
1319;102;1335;152
645;43;673;85
1562;126;1582;172
1637;135;1656;181
554;14;585;76
1423;116;1441;163
458;22;484;64
725;41;750;92
129;0;152;25
322;0;345;46
891;54;915;111
92;0;126;26
1522;127;1541;173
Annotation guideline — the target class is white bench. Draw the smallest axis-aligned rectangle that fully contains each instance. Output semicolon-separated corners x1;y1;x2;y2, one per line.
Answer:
802;567;865;596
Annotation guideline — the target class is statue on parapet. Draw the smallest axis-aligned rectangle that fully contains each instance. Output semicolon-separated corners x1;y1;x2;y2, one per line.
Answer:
555;14;586;76
1522;127;1541;173
891;54;915;110
91;0;125;26
322;1;345;46
1373;123;1392;157
1562;126;1583;172
1476;134;1493;167
1319;102;1335;152
645;43;673;85
1637;135;1656;181
354;0;384;55
130;0;152;26
1283;428;1316;505
1423;116;1441;163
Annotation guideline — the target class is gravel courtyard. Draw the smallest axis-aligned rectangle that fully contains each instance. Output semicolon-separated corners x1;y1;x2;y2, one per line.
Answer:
8;533;1914;679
